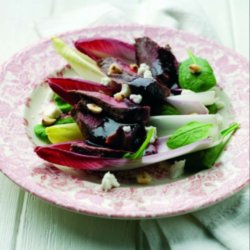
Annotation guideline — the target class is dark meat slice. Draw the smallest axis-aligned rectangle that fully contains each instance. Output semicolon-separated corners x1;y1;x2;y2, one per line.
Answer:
104;121;146;151
47;77;120;106
99;57;170;103
111;74;170;102
71;110;103;139
98;57;135;75
71;105;146;151
135;37;179;88
69;90;150;123
71;141;129;158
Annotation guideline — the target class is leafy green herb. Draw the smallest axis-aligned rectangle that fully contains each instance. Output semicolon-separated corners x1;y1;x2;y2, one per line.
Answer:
178;51;216;92
220;123;240;137
167;121;213;149
34;124;50;143
55;117;75;125
206;103;219;114
53;94;72;113
160;104;181;115
124;127;155;160
184;123;240;173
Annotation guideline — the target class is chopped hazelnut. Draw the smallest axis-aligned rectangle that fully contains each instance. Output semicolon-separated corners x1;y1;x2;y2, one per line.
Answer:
42;116;57;126
189;64;202;74
114;93;125;102
113;83;131;102
86;103;103;114
136;172;152;185
108;63;123;75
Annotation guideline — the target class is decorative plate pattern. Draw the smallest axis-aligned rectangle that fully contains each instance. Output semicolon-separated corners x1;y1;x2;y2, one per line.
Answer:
0;25;249;219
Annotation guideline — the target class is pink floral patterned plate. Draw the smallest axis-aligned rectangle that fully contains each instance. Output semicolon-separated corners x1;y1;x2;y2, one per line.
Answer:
0;25;249;219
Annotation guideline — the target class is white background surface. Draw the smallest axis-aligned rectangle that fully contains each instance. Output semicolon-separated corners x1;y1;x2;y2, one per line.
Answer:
0;0;249;249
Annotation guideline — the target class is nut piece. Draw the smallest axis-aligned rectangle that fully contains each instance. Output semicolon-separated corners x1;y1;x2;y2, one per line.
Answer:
114;83;131;102
42;116;57;126
189;64;202;74
108;63;123;75
136;172;152;185
113;93;125;102
86;103;103;114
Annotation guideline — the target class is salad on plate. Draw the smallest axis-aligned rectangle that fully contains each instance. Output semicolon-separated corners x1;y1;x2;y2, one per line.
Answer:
33;36;239;190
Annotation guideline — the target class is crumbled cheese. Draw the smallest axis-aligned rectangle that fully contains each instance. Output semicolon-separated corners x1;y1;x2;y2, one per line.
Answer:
138;63;150;75
129;94;143;104
101;76;111;86
170;160;186;179
100;172;120;192
138;63;153;79
43;103;61;119
122;126;132;133
145;126;157;143
143;69;153;79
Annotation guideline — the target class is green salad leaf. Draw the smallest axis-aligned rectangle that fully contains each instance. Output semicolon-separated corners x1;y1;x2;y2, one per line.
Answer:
34;124;50;143
53;94;72;113
183;123;240;172
167;121;213;149
124;127;155;160
178;51;216;92
160;104;181;115
220;122;240;137
55;117;75;124
206;103;219;114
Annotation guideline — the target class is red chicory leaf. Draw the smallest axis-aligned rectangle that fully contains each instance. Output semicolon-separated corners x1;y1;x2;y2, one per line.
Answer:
35;142;127;170
75;38;136;64
47;77;117;105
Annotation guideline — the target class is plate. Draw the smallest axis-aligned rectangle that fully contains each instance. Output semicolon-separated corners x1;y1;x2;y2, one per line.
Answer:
0;25;249;219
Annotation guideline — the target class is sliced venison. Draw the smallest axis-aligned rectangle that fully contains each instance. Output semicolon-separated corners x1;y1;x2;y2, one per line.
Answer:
69;90;150;123
135;37;179;88
71;141;129;158
71;104;146;151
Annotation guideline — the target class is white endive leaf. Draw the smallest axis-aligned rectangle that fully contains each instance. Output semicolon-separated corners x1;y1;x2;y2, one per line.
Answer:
52;37;105;82
149;114;223;136
166;99;208;115
166;89;216;106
